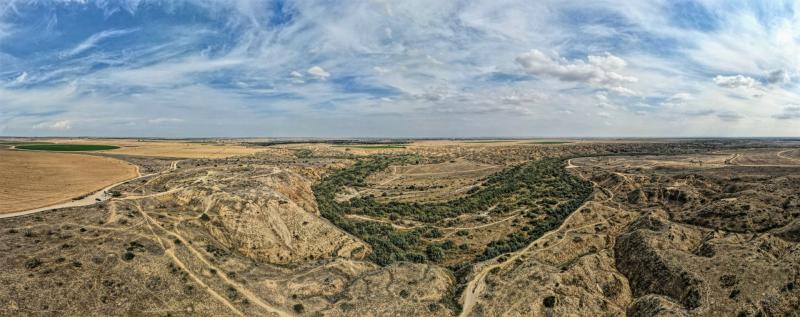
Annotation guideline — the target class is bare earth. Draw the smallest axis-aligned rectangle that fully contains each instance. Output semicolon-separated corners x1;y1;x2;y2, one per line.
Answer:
0;150;138;214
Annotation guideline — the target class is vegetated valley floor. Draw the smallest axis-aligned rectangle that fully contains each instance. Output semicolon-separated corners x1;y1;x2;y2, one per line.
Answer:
0;138;799;316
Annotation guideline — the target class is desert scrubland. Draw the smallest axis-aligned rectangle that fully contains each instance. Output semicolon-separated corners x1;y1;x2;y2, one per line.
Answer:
0;138;799;316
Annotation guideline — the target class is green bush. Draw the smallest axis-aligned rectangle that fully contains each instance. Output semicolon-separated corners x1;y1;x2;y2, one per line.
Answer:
426;245;444;262
25;258;42;269
294;149;313;158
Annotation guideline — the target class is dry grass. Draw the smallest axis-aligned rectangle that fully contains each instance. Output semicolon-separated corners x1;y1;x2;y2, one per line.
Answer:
45;139;265;158
365;158;502;203
0;150;138;214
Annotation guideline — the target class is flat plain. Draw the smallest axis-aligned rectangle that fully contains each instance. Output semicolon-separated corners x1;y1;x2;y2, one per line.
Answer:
0;148;138;214
38;139;266;158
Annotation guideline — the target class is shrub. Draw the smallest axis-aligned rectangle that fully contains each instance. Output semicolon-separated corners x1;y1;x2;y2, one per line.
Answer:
441;240;455;250
294;149;313;158
293;303;305;314
25;258;42;269
426;245;444;262
543;295;556;308
225;287;239;300
205;244;229;257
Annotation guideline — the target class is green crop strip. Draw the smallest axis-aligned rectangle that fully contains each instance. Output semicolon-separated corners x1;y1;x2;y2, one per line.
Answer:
15;144;120;151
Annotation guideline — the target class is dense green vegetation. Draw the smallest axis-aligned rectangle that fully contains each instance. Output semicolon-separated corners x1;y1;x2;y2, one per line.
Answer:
16;144;119;151
313;155;592;266
313;153;592;313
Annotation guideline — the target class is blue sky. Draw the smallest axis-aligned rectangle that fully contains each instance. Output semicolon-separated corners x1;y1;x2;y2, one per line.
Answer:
1;0;799;137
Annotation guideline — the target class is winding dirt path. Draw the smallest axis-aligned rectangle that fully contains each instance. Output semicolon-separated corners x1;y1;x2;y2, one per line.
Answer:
777;149;800;162
135;202;292;317
134;203;245;316
725;150;800;167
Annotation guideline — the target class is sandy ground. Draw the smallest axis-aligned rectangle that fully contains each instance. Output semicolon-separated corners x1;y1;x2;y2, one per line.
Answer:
0;150;138;214
44;139;265;158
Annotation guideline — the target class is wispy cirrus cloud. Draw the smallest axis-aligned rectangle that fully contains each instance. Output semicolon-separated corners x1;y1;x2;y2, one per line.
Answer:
61;28;140;58
0;0;799;137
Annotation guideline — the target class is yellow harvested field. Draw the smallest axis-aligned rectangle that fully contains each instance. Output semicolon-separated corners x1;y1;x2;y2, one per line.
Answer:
47;139;265;158
0;150;138;214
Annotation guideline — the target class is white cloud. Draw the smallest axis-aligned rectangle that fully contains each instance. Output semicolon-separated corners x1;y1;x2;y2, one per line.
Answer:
5;71;27;87
289;71;305;84
147;118;185;124
500;91;543;105
32;120;71;130
373;66;390;74
594;92;608;101
515;50;638;96
307;66;330;80
713;75;757;89
596;111;611;118
61;28;139;58
667;93;692;102
607;86;638;97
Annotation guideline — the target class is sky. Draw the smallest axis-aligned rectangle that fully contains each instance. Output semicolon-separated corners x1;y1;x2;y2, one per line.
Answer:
1;0;799;138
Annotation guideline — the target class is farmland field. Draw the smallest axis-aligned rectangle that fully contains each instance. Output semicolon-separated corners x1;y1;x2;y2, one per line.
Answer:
15;144;119;151
0;141;52;145
28;139;267;158
461;140;514;143
525;141;572;144
0;150;138;214
334;144;407;149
